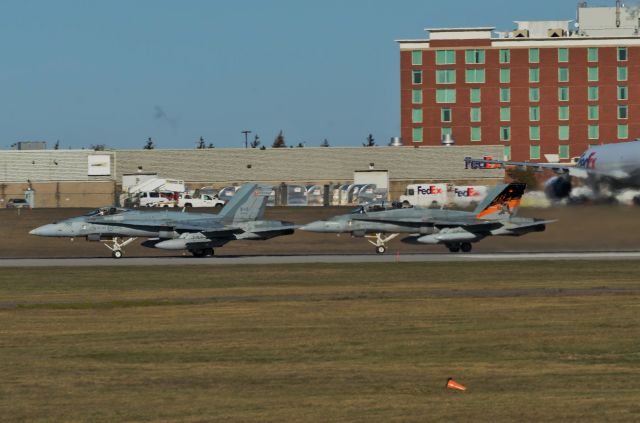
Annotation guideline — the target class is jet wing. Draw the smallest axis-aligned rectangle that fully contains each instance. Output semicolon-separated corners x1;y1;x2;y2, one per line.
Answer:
465;157;630;180
465;156;572;173
503;219;557;230
174;224;244;237
351;215;503;230
87;219;175;231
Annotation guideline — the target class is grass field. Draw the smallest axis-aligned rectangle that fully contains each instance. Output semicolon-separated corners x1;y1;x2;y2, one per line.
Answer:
2;262;640;422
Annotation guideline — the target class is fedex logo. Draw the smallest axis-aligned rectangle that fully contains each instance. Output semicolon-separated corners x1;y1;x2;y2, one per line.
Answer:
454;187;481;197
576;152;597;169
464;156;501;169
417;185;443;195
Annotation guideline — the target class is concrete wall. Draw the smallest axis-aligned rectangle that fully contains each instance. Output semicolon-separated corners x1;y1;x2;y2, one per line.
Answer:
0;150;115;182
0;182;116;208
0;146;504;207
116;146;503;183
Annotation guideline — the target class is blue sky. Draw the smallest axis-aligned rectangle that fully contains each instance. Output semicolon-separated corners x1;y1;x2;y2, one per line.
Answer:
0;0;580;149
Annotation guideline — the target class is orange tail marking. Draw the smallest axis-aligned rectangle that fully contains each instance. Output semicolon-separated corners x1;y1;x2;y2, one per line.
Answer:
446;378;467;391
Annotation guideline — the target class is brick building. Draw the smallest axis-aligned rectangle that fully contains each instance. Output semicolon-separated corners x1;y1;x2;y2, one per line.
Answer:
398;3;640;162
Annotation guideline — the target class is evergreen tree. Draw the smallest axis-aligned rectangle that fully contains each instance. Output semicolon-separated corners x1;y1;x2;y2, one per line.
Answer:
143;137;155;150
272;130;286;148
196;137;206;149
363;134;376;147
320;138;330;147
250;134;261;148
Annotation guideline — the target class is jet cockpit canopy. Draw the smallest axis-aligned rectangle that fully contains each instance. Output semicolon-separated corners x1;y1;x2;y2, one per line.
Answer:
84;207;130;217
351;200;401;214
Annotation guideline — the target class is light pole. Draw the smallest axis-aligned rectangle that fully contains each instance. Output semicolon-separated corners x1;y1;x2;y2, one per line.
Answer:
242;130;251;149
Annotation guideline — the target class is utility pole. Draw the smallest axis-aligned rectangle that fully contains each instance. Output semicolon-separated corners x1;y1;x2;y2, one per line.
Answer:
242;130;252;149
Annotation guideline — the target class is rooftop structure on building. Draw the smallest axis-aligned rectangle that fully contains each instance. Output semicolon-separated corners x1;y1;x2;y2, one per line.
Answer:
397;1;640;162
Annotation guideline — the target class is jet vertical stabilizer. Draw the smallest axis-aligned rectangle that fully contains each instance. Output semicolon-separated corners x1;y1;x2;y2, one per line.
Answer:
473;183;526;220
217;183;272;224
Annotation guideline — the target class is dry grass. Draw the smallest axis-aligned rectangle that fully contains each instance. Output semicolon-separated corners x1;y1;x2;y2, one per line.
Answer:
1;262;640;422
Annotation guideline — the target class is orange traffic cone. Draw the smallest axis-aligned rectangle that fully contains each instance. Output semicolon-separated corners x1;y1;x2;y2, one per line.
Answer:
446;378;466;391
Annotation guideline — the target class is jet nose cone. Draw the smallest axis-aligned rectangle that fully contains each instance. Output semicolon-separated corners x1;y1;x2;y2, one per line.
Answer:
300;220;344;233
29;224;56;237
299;221;326;232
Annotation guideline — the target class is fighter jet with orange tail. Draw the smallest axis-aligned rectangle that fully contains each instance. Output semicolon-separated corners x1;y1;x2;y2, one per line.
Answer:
300;183;555;253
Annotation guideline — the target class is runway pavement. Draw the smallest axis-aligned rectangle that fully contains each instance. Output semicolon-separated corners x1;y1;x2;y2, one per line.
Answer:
2;251;640;267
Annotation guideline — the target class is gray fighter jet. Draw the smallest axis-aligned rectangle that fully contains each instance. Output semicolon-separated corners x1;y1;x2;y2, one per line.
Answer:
300;183;554;254
29;183;295;258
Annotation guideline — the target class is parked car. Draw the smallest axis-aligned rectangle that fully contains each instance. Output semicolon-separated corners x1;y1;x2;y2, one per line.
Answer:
6;198;29;208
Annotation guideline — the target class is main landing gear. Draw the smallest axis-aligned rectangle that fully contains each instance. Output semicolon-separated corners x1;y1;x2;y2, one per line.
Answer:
190;248;214;258
446;242;472;253
103;237;137;259
365;233;399;254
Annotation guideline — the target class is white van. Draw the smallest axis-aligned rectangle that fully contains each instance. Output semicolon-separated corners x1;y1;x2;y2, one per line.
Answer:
135;191;177;207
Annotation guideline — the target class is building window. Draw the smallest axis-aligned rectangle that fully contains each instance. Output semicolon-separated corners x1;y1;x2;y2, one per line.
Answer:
441;127;452;138
559;125;569;140
559;145;570;159
470;88;481;103
435;50;456;65
618;47;628;61
558;86;569;101
436;69;456;84
441;108;452;122
558;68;569;82
530;145;541;159
529;68;540;83
465;68;485;83
588;86;599;101
588;125;599;140
529;106;540;121
470;127;481;141
558;48;569;62
436;88;456;103
618;105;628;119
529;48;539;63
618;66;628;81
499;49;510;64
530;126;540;140
412;127;423;142
618;86;628;100
465;49;485;64
588;105;599;120
618;124;629;139
504;145;511;160
500;87;510;102
412;89;423;104
500;107;511;121
412;71;422;84
500;126;511;141
587;67;598;82
588;47;598;62
412;109;423;123
529;87;540;102
558;106;569;120
411;50;422;65
470;107;481;122
500;68;510;83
